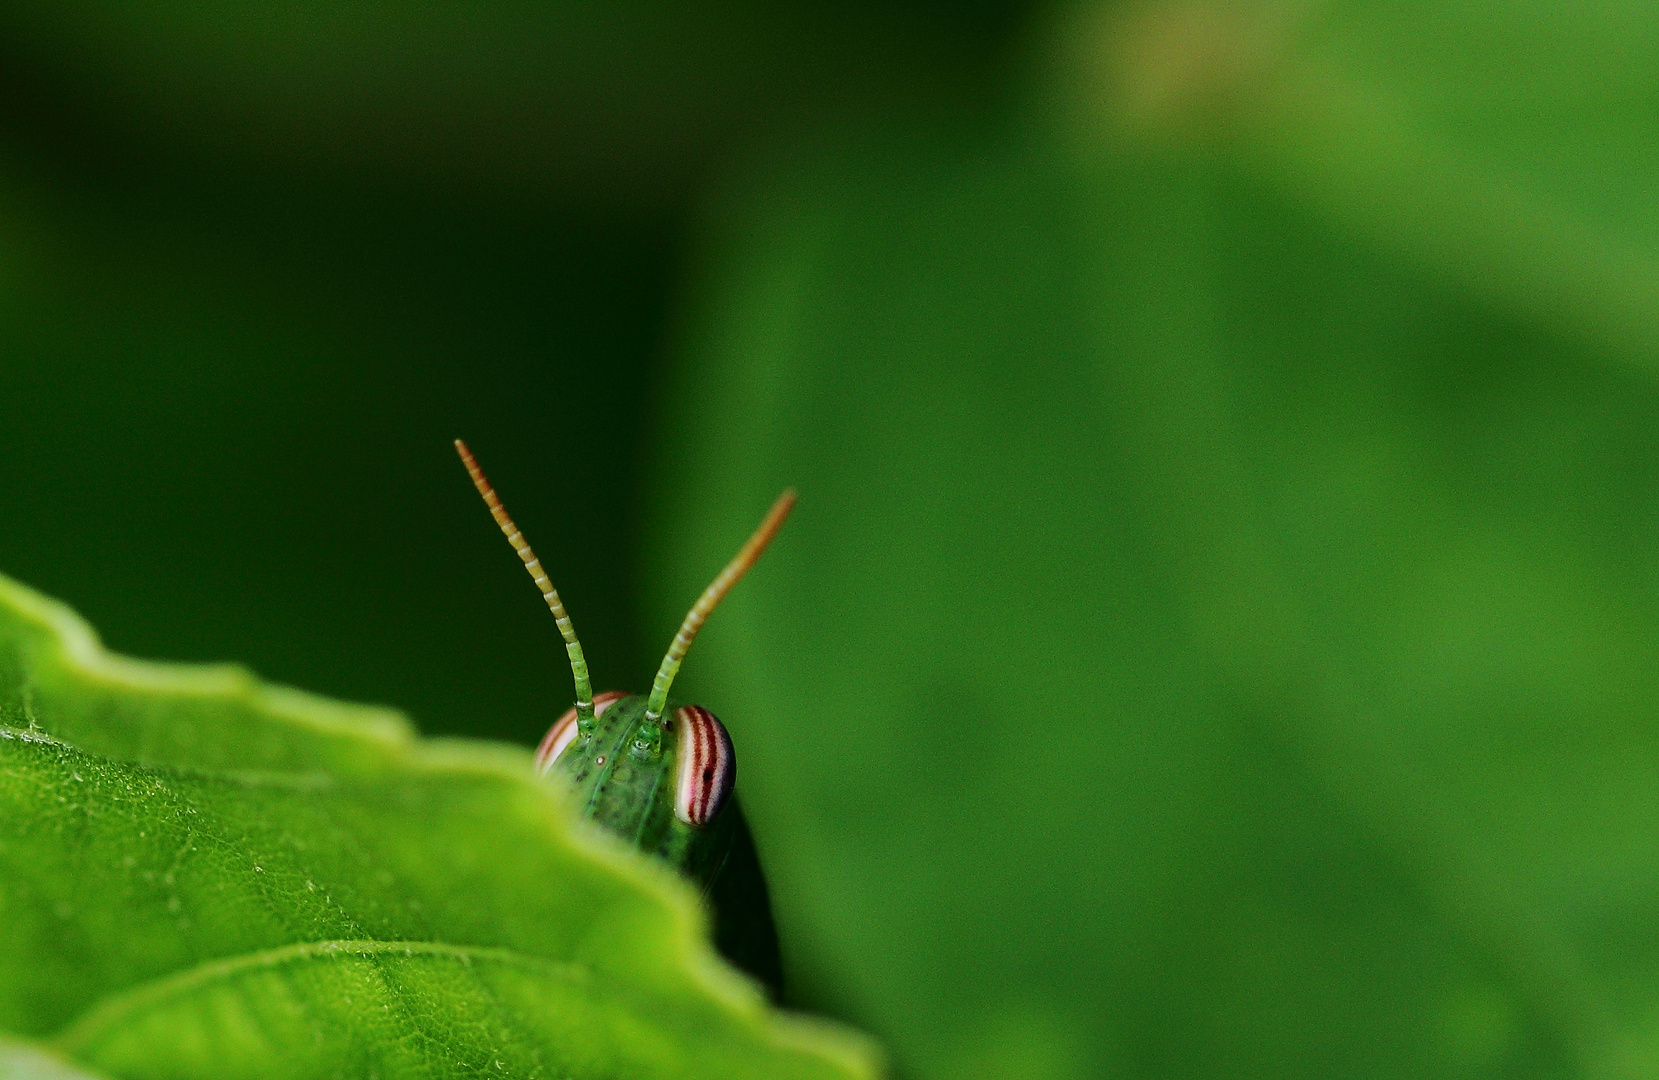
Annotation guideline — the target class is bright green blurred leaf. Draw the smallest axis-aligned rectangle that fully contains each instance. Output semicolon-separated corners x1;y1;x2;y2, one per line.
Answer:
0;1037;113;1080
0;576;879;1079
651;3;1659;1077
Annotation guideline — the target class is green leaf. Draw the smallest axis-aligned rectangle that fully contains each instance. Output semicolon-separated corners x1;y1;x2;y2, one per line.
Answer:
650;4;1659;1077
0;575;879;1079
0;1036;115;1080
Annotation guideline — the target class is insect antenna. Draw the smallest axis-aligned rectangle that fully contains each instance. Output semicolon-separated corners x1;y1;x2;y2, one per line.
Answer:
455;439;596;725
643;489;797;725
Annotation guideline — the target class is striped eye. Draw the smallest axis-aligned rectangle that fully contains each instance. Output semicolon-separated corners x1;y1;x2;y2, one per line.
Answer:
673;706;735;826
534;690;629;775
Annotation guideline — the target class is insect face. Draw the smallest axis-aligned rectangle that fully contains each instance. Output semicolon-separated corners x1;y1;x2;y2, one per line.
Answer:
537;692;738;883
454;440;790;874
539;693;736;825
455;440;790;994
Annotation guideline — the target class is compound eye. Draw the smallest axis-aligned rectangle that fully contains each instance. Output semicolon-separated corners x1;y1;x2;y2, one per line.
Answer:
673;706;735;826
534;690;630;774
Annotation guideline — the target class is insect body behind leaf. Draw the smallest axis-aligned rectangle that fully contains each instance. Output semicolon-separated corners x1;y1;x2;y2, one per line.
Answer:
455;440;790;994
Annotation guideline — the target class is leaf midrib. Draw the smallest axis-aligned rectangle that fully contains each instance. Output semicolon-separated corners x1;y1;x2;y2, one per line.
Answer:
51;939;588;1056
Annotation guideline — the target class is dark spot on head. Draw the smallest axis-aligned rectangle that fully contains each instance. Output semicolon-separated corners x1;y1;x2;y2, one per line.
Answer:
703;768;712;780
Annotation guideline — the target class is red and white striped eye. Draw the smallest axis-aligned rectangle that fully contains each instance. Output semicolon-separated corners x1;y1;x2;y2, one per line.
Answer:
673;705;735;826
534;690;630;774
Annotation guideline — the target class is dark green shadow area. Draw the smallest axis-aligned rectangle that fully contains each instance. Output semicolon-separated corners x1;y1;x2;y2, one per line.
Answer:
0;153;673;745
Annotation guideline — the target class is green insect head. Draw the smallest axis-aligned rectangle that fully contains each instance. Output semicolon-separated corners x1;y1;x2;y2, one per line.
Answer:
454;439;794;887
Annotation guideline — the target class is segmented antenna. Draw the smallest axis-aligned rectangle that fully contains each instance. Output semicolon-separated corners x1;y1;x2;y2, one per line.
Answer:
643;489;797;723
454;440;595;725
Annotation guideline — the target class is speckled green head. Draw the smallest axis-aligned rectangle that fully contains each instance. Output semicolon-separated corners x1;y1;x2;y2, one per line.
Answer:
455;440;792;991
536;692;736;885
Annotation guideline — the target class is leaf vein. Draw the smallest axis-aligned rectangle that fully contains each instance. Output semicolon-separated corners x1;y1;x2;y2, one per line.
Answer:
52;940;587;1056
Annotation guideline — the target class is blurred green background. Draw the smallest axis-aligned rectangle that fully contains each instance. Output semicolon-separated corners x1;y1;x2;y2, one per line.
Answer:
6;1;1659;1078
